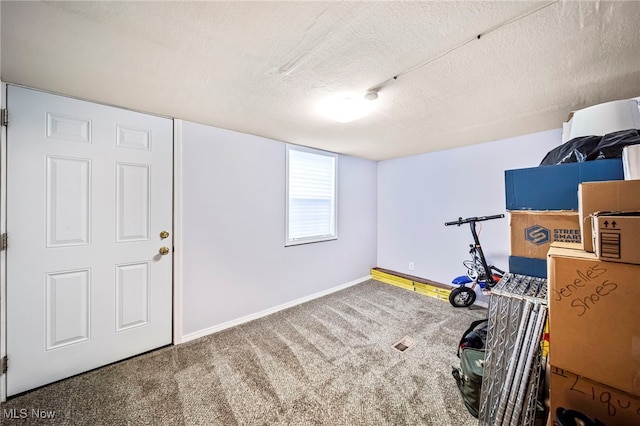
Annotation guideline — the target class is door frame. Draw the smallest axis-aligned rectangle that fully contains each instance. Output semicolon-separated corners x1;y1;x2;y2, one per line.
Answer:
173;119;184;345
0;84;185;401
1;81;8;402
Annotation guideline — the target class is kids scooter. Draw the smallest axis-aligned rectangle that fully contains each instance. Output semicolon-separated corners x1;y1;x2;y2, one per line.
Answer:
444;214;505;307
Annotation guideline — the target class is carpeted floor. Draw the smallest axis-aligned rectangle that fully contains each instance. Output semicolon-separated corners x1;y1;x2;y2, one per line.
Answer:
2;279;486;425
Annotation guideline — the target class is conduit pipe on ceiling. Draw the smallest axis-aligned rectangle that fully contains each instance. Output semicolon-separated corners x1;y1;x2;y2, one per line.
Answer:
367;0;560;94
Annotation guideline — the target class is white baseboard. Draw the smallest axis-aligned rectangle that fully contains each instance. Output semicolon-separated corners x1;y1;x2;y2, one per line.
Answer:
181;275;371;344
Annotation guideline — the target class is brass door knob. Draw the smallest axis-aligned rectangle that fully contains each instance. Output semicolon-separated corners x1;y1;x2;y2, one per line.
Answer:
160;231;170;239
159;246;170;255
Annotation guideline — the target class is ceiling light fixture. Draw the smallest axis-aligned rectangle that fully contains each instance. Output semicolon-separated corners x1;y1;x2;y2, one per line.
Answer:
364;90;378;101
318;91;378;123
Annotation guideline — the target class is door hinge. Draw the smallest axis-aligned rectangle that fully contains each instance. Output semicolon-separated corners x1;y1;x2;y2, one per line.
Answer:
1;233;6;251
1;109;7;127
1;356;6;374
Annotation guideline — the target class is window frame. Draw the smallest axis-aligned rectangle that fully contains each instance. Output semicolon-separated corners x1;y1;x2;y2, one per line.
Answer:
285;144;338;247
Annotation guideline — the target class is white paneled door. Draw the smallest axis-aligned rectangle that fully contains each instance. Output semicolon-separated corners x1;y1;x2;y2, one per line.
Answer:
6;86;173;396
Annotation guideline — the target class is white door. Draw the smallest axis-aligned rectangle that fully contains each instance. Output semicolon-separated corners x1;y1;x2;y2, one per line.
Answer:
6;85;173;396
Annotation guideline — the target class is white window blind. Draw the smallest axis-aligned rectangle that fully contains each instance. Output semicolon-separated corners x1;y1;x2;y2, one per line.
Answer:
286;145;337;245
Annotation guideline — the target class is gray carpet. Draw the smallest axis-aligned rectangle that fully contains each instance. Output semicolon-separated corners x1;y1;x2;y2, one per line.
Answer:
2;279;486;425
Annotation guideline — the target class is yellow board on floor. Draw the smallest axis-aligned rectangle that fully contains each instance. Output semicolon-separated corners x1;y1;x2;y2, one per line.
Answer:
371;269;414;291
414;282;451;299
371;268;452;302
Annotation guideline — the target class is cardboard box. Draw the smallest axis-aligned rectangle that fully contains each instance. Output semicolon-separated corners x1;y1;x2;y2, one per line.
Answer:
505;159;623;211
592;212;640;265
548;365;640;426
578;179;640;252
510;211;580;259
547;246;640;396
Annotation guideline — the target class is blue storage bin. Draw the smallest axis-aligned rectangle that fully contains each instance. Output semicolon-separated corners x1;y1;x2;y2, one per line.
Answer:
508;256;547;278
505;159;624;211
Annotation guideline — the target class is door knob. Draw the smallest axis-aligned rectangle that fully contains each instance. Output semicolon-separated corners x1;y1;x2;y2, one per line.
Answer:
160;230;170;239
159;246;170;255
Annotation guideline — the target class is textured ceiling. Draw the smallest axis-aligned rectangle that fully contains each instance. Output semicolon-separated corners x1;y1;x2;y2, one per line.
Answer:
2;1;640;161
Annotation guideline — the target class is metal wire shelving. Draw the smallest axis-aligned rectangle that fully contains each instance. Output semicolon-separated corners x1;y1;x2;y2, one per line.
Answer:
478;273;548;426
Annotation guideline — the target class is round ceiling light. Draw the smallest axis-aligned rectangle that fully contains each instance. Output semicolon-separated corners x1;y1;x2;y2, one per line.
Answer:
317;92;377;123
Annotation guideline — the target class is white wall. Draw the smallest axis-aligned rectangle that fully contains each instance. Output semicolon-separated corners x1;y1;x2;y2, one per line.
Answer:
180;122;561;337
377;129;562;287
181;121;377;337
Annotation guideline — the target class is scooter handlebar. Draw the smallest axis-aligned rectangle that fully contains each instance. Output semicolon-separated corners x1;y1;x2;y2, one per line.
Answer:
444;213;505;226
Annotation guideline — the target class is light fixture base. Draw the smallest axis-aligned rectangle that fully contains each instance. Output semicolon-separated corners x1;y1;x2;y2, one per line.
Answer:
364;91;379;101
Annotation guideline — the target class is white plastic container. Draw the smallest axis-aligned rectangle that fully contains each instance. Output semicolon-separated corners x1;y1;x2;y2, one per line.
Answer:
568;97;640;140
623;144;640;180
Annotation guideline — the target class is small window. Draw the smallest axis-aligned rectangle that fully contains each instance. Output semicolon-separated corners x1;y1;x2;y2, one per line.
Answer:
286;145;338;246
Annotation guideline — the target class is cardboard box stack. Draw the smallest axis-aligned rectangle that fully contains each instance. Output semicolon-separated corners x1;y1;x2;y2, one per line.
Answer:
547;179;640;426
504;159;624;278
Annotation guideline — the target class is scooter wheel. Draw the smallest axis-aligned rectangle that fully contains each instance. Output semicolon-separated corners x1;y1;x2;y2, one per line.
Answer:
449;287;476;307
